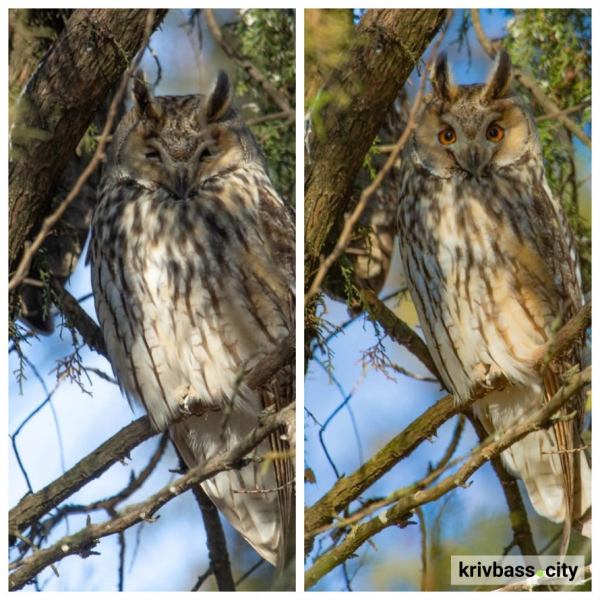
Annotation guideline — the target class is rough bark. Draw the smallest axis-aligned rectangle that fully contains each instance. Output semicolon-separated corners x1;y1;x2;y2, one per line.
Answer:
9;9;167;282
8;10;72;97
304;9;447;297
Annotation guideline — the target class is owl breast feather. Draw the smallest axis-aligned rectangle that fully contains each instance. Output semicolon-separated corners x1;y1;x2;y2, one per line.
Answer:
92;175;290;431
399;174;561;402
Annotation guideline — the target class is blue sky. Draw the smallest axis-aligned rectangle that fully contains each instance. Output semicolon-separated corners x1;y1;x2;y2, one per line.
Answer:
304;9;591;592
9;10;274;591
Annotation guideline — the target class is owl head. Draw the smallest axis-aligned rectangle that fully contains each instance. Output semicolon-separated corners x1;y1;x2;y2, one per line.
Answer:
104;71;266;199
408;50;541;179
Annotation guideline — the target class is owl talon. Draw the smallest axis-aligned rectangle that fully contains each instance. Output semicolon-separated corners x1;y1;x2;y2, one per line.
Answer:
174;383;200;414
474;362;504;389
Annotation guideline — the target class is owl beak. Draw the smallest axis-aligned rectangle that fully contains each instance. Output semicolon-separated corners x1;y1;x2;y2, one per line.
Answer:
468;147;482;178
176;170;189;200
458;146;487;179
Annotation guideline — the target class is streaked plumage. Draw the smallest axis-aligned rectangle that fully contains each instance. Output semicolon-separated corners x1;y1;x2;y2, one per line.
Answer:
89;72;295;568
397;50;590;549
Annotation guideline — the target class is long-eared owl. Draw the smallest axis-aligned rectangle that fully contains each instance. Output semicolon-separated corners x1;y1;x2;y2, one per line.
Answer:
88;71;295;569
397;50;590;548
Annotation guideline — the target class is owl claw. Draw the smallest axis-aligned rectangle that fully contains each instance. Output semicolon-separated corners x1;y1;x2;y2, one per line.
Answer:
474;362;504;389
174;383;200;414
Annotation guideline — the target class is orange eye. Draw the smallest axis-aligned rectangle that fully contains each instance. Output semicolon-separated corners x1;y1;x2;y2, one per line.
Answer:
438;128;456;145
486;123;504;142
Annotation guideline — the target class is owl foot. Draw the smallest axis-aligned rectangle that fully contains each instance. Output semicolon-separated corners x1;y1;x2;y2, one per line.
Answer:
474;362;505;390
174;383;200;415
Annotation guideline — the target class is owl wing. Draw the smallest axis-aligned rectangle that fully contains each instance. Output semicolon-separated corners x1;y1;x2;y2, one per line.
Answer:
255;185;296;570
532;180;590;550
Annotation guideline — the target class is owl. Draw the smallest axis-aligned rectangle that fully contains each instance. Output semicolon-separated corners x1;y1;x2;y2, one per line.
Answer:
88;71;295;573
397;50;590;550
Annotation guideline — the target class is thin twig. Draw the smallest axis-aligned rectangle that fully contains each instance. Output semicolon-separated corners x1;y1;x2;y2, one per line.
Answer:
246;110;296;126
9;10;157;292
305;367;590;588
203;9;292;114
233;478;295;494
234;559;265;587
415;507;428;591
470;9;590;150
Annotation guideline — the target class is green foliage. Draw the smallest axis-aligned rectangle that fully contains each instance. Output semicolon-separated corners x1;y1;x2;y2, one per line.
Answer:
504;9;591;292
79;123;99;157
228;9;296;205
362;135;381;181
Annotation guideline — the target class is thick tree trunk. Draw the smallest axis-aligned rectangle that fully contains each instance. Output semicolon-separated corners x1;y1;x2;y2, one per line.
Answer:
9;9;167;282
304;9;447;296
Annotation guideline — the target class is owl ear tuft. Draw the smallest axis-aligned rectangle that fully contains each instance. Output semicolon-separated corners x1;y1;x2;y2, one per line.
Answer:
206;70;231;123
483;49;513;104
430;52;457;103
132;71;162;123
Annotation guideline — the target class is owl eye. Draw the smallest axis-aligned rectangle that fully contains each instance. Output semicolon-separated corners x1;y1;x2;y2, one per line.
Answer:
486;123;505;142
438;128;456;145
144;150;162;162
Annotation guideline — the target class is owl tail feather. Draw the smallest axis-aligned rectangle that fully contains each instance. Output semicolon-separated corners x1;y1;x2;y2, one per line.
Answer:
474;387;591;553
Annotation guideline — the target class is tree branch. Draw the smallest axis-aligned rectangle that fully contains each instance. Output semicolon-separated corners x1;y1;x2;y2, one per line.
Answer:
51;278;108;358
359;289;444;384
9;9;167;287
190;474;235;591
467;414;539;558
9;332;295;542
532;301;591;368
9;403;294;591
304;9;447;301
305;367;590;588
304;34;434;305
470;9;590;150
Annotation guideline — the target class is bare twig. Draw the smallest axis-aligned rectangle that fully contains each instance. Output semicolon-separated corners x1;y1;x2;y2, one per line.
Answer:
9;10;158;292
203;9;292;114
470;9;590;150
235;559;265;587
415;507;428;591
246;110;296;127
51;278;108;358
536;102;591;123
359;288;444;384
9;403;294;591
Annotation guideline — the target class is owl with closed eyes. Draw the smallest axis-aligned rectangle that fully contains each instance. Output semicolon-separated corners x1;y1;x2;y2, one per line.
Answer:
397;50;590;551
88;71;295;574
